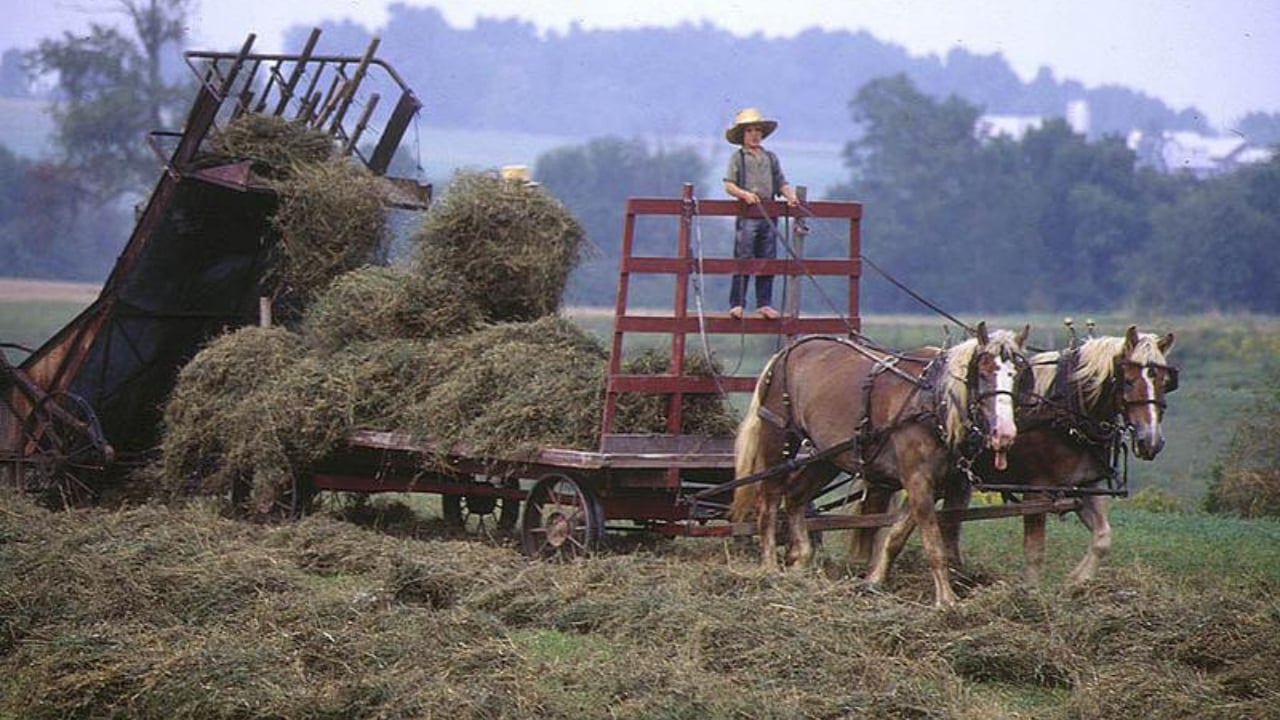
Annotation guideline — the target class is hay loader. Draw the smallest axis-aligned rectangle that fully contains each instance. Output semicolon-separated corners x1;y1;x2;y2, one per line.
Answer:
0;30;427;504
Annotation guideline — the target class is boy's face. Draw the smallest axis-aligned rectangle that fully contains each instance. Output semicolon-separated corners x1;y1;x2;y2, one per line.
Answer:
743;125;766;149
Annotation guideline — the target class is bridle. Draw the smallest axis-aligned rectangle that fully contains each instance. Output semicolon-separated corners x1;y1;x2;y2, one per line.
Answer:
962;344;1028;443
1113;358;1180;412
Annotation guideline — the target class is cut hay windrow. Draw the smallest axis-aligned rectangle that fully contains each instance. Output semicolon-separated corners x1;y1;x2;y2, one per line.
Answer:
3;490;1276;719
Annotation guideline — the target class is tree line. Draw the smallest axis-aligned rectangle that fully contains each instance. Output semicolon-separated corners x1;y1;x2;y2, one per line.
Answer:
533;75;1279;314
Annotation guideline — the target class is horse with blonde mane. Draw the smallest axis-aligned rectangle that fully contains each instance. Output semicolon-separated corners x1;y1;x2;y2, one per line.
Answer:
857;325;1178;588
729;323;1029;608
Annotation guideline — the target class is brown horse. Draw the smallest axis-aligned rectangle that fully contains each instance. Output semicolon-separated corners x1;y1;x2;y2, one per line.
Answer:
858;325;1178;588
730;323;1030;608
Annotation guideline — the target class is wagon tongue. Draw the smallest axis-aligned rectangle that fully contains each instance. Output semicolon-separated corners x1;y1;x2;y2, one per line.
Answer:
993;450;1008;471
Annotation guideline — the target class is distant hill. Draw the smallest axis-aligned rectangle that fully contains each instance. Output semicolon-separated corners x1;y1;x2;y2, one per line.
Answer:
2;10;1216;162
283;8;1211;144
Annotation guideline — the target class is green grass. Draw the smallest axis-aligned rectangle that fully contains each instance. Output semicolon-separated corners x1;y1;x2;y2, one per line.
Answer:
955;504;1280;591
0;299;87;355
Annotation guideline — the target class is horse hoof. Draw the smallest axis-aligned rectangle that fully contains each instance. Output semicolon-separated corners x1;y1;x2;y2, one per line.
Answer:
855;579;884;596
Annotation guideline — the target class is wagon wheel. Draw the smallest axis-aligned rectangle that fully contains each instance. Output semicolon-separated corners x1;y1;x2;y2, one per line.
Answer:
521;473;605;560
19;390;111;507
442;489;520;535
226;471;316;520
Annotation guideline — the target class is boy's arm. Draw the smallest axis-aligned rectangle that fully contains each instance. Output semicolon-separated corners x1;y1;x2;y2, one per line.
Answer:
770;150;799;206
778;182;799;206
724;179;761;204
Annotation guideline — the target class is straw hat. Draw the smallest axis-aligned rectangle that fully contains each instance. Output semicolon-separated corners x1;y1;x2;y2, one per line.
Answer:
725;107;778;144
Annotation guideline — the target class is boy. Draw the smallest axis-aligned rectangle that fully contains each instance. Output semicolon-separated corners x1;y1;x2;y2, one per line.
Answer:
722;107;799;320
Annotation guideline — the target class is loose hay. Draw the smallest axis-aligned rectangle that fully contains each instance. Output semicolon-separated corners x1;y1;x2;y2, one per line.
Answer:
412;171;587;322
6;491;1275;719
206;113;336;175
157;326;353;511
301;264;484;352
268;158;390;303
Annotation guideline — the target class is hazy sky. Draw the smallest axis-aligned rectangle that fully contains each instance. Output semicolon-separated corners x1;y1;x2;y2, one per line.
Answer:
6;0;1278;128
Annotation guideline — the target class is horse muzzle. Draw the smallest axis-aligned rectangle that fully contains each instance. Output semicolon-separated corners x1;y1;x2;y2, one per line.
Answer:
1131;425;1165;460
988;429;1016;470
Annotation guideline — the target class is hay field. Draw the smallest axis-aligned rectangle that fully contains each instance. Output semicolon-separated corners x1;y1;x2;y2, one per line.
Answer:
1;490;1277;719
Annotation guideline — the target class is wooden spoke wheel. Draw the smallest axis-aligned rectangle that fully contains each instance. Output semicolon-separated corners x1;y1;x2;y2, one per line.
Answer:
442;490;519;535
19;391;110;506
520;473;605;560
225;470;316;520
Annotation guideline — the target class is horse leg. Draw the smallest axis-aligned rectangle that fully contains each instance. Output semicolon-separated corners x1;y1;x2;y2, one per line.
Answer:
849;482;896;565
1022;507;1046;587
783;494;813;568
782;464;833;568
754;479;783;572
940;476;971;570
864;502;912;590
864;491;912;579
1066;495;1111;586
899;464;958;608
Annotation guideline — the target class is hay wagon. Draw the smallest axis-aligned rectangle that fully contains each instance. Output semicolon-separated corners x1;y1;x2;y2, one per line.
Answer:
307;186;1084;558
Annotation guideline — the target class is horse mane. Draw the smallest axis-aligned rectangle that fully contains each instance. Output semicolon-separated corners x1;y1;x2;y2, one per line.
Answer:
939;328;1023;449
1071;333;1169;407
1030;350;1062;396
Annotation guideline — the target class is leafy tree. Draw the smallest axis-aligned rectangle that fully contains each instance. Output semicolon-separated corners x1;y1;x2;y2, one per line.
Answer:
1143;156;1280;312
1018;119;1146;308
832;74;1013;312
0;147;122;279
24;0;194;203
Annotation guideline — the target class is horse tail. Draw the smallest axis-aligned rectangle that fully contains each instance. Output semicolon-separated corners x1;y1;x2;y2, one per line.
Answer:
729;352;780;523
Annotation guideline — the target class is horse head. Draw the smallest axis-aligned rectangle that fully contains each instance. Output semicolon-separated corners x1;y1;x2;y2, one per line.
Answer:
949;321;1031;471
1116;325;1178;459
1067;325;1178;461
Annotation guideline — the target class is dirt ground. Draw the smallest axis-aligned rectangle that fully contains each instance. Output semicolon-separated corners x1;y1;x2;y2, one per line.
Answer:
0;277;100;303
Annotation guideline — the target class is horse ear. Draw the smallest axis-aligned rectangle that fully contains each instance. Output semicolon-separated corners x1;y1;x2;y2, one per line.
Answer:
976;321;989;345
1158;332;1175;354
1124;324;1139;351
1016;324;1031;348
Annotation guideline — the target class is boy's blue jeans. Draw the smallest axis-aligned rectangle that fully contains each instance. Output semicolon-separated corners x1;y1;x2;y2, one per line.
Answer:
729;217;777;309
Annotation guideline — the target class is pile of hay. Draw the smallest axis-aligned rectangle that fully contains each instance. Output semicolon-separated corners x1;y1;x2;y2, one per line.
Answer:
1205;369;1280;519
156;160;734;509
267;158;390;302
157;326;355;512
206;113;335;175
4;490;1277;719
412;171;588;321
158;314;738;505
300;265;483;352
613;348;739;437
